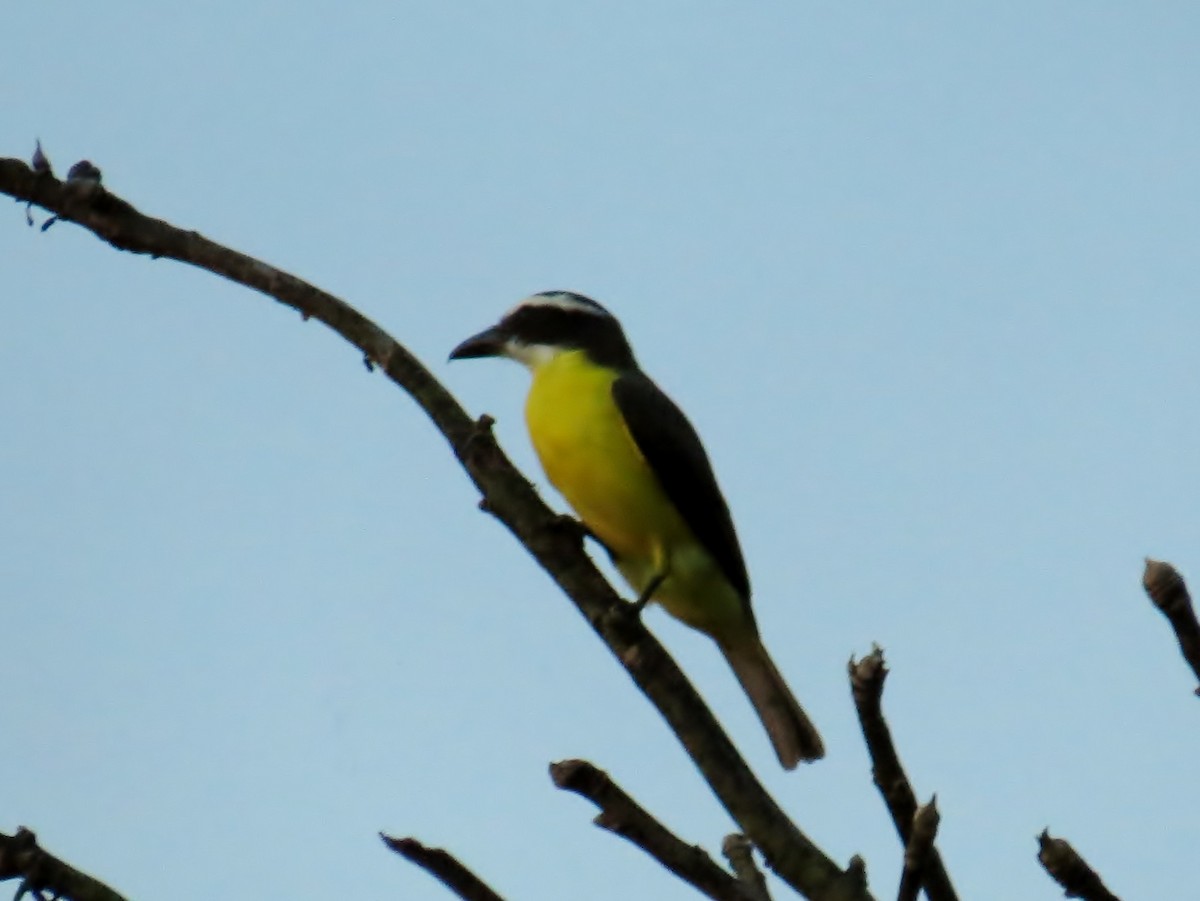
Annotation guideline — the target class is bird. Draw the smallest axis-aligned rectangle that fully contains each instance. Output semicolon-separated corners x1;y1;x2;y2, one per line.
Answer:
450;291;824;767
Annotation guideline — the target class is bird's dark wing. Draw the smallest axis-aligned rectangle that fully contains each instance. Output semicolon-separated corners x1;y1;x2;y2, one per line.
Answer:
612;370;752;609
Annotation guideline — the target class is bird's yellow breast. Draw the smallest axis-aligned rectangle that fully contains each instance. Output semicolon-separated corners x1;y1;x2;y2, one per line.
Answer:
524;350;747;638
525;351;690;570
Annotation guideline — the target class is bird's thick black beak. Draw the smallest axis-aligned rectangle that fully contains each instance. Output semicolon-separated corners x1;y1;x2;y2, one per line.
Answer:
449;325;508;361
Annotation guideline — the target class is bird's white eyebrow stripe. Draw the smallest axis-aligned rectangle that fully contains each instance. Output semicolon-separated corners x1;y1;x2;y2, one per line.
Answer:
504;292;609;318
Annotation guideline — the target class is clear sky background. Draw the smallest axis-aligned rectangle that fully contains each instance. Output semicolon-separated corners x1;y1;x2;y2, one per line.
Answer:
3;4;1198;899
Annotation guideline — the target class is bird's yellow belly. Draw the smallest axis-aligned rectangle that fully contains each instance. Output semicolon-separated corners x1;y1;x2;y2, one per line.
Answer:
524;353;746;637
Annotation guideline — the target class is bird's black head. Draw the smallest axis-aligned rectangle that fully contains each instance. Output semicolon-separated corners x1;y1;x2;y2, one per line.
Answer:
449;291;637;370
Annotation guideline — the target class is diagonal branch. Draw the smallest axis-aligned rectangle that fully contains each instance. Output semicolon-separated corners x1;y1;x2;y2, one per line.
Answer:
1141;559;1200;695
550;759;750;901
0;154;872;901
381;835;505;901
0;828;127;901
1036;830;1120;901
849;648;957;901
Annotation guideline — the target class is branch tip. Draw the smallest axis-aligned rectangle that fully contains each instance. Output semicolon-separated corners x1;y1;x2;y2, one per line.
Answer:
381;833;505;901
849;645;888;694
1142;558;1184;607
1140;558;1200;693
551;759;751;901
850;649;958;901
897;797;941;901
1037;829;1120;901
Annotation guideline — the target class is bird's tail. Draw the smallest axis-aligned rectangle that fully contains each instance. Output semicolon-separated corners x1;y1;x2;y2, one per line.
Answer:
720;636;824;768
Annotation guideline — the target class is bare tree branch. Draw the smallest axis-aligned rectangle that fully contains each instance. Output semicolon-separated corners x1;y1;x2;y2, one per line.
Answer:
1036;830;1120;901
550;759;750;901
849;648;957;901
895;799;939;901
1141;559;1200;695
722;834;772;901
381;835;506;901
0;828;127;901
0;154;872;901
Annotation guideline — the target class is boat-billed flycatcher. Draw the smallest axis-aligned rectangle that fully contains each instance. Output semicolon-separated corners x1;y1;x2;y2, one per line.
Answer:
450;291;824;767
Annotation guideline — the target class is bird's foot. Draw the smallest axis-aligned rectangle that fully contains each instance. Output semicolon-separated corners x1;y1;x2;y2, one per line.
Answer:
630;572;666;615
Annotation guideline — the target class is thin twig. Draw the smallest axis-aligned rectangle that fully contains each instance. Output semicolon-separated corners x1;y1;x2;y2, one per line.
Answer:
0;828;127;901
895;799;939;901
849;647;958;901
381;835;505;901
0;154;873;901
722;834;772;901
1036;830;1120;901
550;759;750;901
1141;559;1200;695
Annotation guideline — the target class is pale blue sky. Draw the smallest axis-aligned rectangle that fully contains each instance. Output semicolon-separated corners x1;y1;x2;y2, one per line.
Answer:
4;4;1198;899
